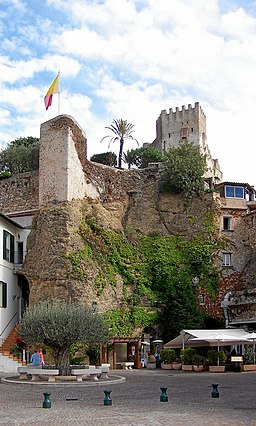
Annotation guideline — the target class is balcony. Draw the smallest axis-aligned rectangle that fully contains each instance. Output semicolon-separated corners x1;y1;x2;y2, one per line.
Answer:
13;251;27;273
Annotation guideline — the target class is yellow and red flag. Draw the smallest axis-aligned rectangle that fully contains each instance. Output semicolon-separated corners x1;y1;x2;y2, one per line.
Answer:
44;73;59;110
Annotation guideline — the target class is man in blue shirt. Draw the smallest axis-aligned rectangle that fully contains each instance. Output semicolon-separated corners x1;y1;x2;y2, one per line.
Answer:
30;350;41;366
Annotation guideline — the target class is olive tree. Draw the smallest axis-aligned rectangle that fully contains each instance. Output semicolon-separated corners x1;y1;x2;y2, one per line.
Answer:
19;301;108;369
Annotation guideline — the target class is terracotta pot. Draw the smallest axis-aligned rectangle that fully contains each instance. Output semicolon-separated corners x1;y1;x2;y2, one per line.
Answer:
161;363;173;370
193;365;204;372
172;363;182;370
182;365;193;371
209;365;225;373
241;365;256;371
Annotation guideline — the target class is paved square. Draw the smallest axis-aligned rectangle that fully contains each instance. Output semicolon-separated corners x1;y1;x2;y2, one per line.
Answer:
1;369;256;425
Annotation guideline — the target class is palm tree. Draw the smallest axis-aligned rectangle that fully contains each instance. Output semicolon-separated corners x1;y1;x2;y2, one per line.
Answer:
100;119;138;168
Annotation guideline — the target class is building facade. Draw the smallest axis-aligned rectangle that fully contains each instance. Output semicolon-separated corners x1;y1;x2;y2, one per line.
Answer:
150;102;223;186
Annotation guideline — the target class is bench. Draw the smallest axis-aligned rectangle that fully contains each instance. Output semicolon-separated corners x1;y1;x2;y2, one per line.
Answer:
17;366;28;379
71;368;101;382
101;363;110;379
28;368;59;382
120;362;134;370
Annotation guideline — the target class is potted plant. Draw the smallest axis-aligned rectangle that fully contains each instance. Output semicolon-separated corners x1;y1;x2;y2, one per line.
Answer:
172;360;182;370
241;346;256;371
207;349;227;372
193;354;205;372
147;354;156;369
160;349;175;369
181;347;196;371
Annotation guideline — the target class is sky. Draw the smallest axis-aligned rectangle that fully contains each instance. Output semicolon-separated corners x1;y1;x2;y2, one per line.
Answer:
1;0;256;185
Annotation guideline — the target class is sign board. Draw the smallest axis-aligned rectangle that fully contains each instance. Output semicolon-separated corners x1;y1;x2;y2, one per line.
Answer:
231;356;243;362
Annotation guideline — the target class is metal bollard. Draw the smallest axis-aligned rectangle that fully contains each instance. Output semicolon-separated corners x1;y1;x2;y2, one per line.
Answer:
211;383;219;398
43;391;51;408
104;389;112;406
160;386;168;402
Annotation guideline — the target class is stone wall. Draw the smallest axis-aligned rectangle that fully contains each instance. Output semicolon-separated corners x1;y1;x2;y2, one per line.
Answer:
0;171;39;214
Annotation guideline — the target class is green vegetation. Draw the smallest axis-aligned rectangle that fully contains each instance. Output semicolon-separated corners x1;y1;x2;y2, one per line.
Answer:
207;349;227;366
161;140;206;202
100;119;138;168
160;348;175;364
124;146;165;169
19;301;108;370
90;151;117;167
181;347;197;365
0;136;39;174
64;211;224;340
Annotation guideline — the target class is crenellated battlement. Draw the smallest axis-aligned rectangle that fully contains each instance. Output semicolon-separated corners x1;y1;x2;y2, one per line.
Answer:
160;102;205;122
151;102;222;185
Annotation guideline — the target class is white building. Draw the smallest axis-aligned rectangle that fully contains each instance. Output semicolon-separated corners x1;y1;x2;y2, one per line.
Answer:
0;213;30;345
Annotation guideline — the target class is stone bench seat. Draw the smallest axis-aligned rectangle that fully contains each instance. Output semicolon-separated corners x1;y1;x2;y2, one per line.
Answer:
17;366;28;379
120;362;134;370
71;368;101;382
27;368;59;382
100;363;110;379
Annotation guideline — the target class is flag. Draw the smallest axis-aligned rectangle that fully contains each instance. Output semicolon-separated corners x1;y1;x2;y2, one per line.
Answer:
44;73;59;110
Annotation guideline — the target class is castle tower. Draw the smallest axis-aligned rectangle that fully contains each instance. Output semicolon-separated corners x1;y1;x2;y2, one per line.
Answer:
151;102;222;185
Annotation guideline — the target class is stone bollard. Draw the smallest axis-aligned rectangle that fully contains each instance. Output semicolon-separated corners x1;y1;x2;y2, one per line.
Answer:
43;391;51;408
160;386;168;402
211;383;219;398
104;389;112;406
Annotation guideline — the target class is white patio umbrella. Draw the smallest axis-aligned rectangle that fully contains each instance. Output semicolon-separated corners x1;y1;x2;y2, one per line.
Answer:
191;333;249;366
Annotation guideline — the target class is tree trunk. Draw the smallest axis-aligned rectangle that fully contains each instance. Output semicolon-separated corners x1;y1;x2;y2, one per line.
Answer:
53;346;70;375
118;137;124;168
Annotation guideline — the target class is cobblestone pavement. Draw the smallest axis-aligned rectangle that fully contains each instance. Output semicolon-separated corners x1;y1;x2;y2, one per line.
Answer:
1;369;256;425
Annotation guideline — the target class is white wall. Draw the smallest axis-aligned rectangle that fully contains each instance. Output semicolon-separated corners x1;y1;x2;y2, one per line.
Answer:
0;216;29;343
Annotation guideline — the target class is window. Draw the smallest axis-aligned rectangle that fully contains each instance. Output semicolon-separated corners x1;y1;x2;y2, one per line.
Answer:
223;217;232;231
0;282;7;308
3;230;14;262
180;127;188;139
223;253;231;267
225;186;244;199
198;294;205;305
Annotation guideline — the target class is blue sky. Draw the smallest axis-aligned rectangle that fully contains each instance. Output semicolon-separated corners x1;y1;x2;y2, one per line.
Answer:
1;0;256;184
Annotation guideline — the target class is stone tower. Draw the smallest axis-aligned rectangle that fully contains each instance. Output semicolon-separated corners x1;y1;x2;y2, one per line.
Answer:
151;102;222;185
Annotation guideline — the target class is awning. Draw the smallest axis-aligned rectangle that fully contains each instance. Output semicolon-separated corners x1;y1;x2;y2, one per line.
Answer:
164;329;251;349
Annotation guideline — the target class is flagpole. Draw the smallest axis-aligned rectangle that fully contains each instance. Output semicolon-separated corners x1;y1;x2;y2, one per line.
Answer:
58;71;60;115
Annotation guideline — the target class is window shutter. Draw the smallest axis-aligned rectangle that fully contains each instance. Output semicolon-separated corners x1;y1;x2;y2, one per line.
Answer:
10;234;14;263
2;282;7;308
0;282;7;308
3;230;7;260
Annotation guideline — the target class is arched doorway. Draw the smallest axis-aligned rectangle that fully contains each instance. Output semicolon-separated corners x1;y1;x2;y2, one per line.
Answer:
17;274;30;322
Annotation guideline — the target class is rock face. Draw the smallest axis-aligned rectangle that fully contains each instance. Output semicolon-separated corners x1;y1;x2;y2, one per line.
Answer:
4;114;256;324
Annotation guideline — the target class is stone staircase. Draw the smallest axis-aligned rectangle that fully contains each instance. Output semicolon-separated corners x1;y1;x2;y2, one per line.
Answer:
0;325;26;373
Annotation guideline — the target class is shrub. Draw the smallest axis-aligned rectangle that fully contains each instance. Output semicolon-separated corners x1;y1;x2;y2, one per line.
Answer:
160;348;175;364
181;347;196;365
207;349;227;366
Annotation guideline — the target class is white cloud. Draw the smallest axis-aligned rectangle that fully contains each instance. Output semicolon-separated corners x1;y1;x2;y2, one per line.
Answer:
1;0;256;185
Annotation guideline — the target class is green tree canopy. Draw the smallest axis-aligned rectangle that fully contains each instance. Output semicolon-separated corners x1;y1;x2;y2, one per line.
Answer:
100;119;138;168
124;146;165;169
90;151;117;167
0;136;39;174
19;301;108;369
161;140;207;202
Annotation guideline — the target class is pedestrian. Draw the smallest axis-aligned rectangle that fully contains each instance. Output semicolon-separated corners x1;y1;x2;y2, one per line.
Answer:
29;350;41;366
37;348;45;366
